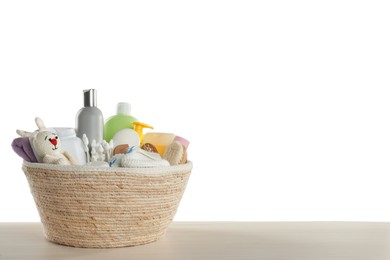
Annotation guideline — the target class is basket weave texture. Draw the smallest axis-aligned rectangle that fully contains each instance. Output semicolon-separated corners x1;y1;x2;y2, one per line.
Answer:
22;161;192;248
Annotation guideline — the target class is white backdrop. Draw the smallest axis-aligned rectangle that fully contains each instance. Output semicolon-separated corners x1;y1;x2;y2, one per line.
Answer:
1;0;390;221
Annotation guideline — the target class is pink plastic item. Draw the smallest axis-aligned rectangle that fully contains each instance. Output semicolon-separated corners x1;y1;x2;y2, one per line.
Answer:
173;136;190;149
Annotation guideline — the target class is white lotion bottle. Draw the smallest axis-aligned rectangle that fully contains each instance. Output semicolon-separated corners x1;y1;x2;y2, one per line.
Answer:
76;89;104;148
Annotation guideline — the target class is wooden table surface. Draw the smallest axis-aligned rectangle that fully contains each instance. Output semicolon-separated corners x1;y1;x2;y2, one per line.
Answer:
0;222;389;260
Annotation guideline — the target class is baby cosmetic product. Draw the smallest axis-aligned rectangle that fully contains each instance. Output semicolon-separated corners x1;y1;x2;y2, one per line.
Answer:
142;132;176;156
104;102;138;142
132;122;153;144
173;136;190;149
75;89;104;147
111;128;140;148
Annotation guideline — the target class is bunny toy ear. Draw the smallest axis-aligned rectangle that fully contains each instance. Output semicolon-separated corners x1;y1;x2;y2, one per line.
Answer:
35;117;48;131
16;129;34;137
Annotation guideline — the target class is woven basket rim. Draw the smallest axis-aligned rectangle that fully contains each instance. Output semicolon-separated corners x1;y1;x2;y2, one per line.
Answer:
23;160;193;175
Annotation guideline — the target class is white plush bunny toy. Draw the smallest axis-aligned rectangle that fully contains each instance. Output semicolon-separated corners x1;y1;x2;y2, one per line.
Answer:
17;117;78;165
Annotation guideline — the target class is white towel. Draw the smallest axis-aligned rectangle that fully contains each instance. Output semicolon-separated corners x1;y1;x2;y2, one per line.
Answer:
111;146;169;168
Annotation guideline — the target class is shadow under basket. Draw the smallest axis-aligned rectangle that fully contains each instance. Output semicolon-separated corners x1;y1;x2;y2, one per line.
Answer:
22;161;193;248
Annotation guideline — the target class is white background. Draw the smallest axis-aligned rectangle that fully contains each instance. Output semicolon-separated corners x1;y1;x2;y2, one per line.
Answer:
1;1;390;222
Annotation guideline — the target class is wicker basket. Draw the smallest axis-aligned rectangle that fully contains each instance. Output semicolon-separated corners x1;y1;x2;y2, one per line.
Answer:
22;161;192;248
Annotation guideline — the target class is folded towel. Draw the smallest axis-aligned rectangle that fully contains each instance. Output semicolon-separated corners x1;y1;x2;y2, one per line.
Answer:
11;137;38;163
121;146;170;168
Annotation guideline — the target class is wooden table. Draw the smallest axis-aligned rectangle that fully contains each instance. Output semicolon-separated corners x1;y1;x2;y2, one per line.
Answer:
1;222;389;260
